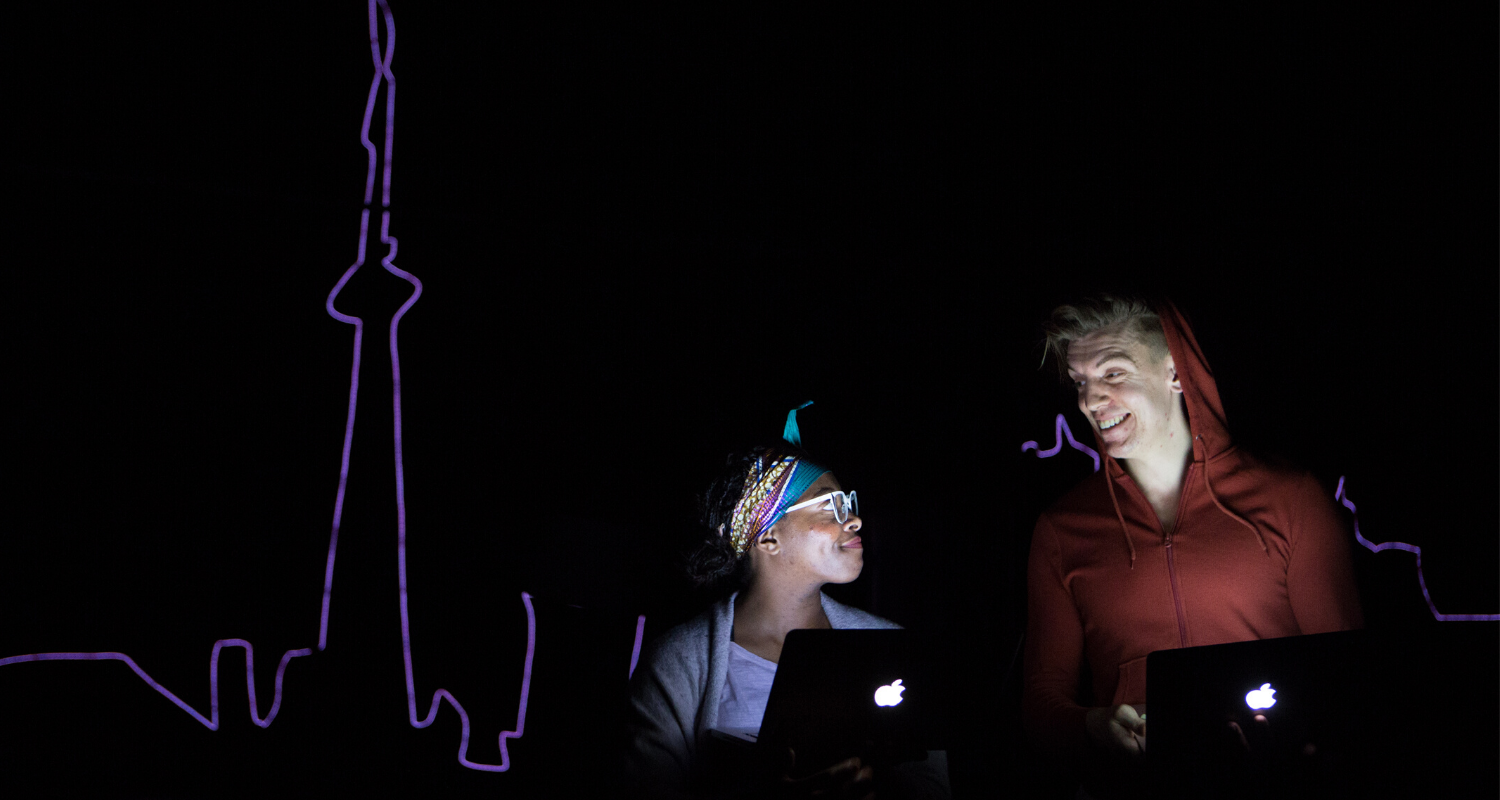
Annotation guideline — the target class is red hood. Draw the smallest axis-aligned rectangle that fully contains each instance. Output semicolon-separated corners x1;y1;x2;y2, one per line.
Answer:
1162;299;1233;461
1094;300;1266;565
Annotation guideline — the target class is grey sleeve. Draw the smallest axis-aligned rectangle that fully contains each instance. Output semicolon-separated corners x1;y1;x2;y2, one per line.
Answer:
623;639;702;799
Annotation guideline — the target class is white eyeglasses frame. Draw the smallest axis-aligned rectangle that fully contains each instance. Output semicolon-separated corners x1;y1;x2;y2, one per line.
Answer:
781;490;859;523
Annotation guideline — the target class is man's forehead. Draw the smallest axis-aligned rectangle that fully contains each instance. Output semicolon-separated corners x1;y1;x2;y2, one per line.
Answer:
1066;326;1146;371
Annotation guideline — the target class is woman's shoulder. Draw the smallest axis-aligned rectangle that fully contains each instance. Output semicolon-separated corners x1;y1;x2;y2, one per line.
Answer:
821;592;902;630
637;596;732;671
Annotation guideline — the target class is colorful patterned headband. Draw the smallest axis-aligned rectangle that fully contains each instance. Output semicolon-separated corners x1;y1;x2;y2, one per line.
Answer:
722;403;829;557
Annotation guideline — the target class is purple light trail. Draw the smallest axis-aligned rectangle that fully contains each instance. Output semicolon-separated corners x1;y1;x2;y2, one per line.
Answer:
370;0;539;771
629;615;646;679
0;3;394;738
0;0;653;775
0;642;313;730
1335;476;1499;622
1022;413;1101;472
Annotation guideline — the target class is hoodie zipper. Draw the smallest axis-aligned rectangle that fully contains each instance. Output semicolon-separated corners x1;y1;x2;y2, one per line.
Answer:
1163;464;1194;648
1164;533;1189;648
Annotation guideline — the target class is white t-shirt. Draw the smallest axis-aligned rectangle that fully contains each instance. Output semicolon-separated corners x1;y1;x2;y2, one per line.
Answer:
715;641;778;736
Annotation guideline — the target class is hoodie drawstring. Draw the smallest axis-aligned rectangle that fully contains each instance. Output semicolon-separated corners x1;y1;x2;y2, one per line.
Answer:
1104;440;1269;565
1103;458;1137;568
1196;434;1270;556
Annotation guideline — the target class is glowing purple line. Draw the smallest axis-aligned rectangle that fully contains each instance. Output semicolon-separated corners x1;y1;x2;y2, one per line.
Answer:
382;209;538;769
404;595;537;772
0;199;368;728
1335;476;1499;622
376;0;396;208
367;0;537;769
1;0;636;773
319;210;369;650
0;642;315;730
629;615;646;678
0;4;392;729
359;6;383;205
1021;413;1101;472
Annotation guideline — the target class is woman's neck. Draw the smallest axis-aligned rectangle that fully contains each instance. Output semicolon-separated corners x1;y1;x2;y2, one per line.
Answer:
731;579;830;663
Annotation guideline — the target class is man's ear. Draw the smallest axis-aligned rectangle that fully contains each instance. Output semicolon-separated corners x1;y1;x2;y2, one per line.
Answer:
1164;354;1183;394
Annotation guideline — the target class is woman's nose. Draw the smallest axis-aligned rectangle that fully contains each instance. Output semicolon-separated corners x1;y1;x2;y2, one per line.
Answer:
843;514;862;533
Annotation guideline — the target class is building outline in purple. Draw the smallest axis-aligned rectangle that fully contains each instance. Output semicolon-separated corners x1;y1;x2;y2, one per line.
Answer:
0;0;650;774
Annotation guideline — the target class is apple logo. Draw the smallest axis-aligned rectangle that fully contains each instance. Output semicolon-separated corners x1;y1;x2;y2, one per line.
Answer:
874;679;906;708
1245;683;1277;710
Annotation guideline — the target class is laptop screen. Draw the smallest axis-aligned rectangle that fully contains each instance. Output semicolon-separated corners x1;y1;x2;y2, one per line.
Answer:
754;629;958;770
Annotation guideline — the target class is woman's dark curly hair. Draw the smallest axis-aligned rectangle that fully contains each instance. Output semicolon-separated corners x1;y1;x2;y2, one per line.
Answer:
686;442;818;591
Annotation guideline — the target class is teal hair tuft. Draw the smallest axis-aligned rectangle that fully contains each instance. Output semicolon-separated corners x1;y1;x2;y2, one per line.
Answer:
783;401;814;447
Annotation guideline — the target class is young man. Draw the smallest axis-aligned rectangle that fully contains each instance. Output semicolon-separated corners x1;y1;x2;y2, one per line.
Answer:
1021;295;1362;796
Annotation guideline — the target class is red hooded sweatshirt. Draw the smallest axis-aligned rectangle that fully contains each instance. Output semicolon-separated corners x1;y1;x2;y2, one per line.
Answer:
1021;301;1364;759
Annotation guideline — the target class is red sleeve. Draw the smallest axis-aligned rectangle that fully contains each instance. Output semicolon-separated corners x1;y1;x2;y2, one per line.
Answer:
1286;475;1364;634
1021;515;1091;759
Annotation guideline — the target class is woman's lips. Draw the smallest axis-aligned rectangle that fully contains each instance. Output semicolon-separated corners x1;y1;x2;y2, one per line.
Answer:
840;537;863;549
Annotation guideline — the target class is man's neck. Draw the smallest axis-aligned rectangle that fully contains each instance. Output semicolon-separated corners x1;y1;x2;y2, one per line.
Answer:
1120;415;1195;509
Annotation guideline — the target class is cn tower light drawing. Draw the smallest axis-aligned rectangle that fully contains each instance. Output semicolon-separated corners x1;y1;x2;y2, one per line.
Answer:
1;0;646;775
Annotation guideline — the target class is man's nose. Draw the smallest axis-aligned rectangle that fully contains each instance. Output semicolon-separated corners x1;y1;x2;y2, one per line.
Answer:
843;514;862;533
1085;381;1110;409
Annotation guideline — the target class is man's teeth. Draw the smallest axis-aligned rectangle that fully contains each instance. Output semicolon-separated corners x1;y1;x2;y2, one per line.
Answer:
1100;414;1128;430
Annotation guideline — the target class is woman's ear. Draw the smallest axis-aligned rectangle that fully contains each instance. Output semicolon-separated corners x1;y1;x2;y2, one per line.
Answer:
755;527;781;556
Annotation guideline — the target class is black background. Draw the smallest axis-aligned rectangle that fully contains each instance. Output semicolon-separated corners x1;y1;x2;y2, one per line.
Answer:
2;4;1495;797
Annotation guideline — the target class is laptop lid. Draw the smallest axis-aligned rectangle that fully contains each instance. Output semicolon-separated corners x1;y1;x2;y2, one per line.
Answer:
1147;625;1497;799
755;629;956;770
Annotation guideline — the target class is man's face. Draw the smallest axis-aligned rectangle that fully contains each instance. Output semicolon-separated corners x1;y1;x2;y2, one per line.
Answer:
1065;324;1184;460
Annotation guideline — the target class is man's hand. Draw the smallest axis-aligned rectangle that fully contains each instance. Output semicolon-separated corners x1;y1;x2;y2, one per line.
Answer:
775;748;875;799
1085;704;1147;759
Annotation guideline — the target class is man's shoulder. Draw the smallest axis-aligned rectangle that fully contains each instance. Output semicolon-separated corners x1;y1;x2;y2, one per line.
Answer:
1211;447;1328;501
1035;469;1117;524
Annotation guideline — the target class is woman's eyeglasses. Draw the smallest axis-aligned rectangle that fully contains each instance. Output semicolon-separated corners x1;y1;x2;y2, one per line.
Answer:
782;490;859;524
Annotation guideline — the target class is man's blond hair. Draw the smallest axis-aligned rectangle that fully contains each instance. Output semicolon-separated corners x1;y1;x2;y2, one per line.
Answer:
1042;294;1169;380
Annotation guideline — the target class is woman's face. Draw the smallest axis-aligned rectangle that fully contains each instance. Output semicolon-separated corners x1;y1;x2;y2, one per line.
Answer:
758;473;864;586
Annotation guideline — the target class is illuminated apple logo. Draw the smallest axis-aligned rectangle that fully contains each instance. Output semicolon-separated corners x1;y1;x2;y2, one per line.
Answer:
874;680;906;707
1245;683;1277;710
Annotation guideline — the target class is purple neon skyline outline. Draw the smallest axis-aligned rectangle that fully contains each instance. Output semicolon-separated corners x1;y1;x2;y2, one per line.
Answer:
1335;476;1499;622
1022;413;1101;472
1;1;653;771
0;11;392;732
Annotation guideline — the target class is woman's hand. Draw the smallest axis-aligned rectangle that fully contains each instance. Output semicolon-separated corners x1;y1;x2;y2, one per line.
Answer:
1085;703;1147;759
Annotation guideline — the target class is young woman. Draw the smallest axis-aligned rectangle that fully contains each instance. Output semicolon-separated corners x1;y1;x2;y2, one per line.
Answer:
624;409;949;799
